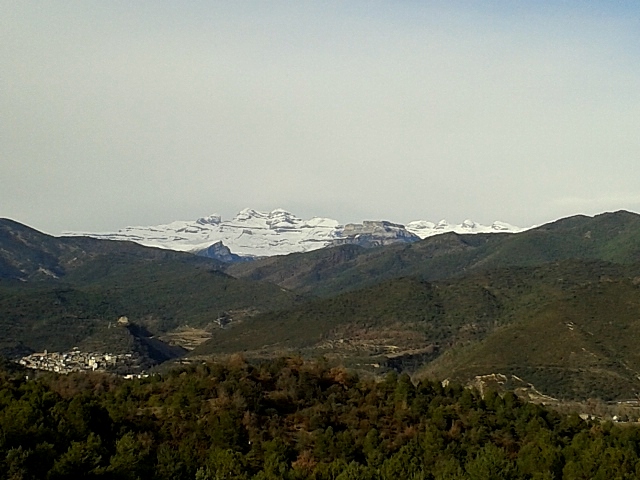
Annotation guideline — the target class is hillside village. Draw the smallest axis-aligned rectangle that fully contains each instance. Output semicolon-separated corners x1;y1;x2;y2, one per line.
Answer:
17;347;145;377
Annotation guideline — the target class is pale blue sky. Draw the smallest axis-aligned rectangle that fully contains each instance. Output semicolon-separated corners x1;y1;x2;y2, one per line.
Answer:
2;1;640;233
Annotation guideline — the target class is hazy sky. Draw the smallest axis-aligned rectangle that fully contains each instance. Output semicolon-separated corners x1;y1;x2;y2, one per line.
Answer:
2;1;640;234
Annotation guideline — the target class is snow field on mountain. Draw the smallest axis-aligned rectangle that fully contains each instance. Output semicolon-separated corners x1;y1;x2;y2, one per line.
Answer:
68;208;526;257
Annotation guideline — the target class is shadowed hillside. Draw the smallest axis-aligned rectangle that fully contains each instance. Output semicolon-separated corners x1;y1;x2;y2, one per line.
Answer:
198;259;640;399
420;270;640;400
0;218;226;281
0;219;301;361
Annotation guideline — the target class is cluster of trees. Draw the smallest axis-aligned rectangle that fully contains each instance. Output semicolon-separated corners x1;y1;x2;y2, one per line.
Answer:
2;356;640;479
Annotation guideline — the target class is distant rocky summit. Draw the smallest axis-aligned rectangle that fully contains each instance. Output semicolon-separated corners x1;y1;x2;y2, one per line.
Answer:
67;208;526;260
331;221;421;248
192;241;248;263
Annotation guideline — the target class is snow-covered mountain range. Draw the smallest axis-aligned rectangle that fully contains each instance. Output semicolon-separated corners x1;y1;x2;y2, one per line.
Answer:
66;208;527;259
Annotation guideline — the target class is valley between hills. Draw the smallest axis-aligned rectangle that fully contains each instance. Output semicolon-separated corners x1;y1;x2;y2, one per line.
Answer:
3;210;640;402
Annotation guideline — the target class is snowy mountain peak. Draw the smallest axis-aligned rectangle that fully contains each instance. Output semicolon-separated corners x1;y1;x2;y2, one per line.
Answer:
196;214;221;225
66;209;528;260
461;219;477;229
491;221;518;231
233;208;266;222
270;208;295;217
404;217;526;239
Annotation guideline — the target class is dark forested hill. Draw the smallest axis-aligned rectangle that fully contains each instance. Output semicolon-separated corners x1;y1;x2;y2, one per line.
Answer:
198;259;640;400
0;219;301;360
3;356;640;479
0;218;225;281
